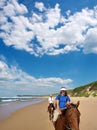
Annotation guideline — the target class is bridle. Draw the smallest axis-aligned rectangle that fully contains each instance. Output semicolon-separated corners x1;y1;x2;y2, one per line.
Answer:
61;105;80;130
64;123;72;130
62;115;78;130
60;111;72;130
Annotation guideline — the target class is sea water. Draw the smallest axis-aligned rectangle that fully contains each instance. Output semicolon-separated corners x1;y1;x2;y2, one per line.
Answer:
0;96;45;121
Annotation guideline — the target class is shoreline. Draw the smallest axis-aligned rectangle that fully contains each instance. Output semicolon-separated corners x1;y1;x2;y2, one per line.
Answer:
0;99;54;130
0;98;46;121
0;97;97;130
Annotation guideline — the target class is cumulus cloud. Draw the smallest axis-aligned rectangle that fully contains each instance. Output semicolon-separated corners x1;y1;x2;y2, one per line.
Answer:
0;0;97;56
0;58;73;96
83;27;97;53
35;2;45;12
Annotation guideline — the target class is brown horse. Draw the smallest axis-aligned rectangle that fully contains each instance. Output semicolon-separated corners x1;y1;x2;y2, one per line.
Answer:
55;101;80;130
48;103;55;121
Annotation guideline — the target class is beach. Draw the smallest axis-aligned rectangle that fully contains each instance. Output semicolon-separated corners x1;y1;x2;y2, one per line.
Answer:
0;97;97;130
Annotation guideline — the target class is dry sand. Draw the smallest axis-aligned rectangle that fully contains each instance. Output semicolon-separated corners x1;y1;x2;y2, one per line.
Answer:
72;97;97;130
0;97;97;130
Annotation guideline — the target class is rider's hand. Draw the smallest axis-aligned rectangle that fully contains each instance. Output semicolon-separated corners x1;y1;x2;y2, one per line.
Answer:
58;109;62;115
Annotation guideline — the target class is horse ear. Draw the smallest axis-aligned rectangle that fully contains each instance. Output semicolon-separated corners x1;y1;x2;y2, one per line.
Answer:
76;101;80;108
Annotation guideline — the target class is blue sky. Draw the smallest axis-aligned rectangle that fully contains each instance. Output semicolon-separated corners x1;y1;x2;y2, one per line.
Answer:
0;0;97;96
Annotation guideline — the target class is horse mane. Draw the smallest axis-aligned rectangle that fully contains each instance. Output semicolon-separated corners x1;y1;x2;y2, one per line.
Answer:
68;103;77;108
67;101;80;108
70;103;76;107
61;101;80;117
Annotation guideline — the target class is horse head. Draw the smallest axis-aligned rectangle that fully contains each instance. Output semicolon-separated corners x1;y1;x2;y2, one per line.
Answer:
48;103;55;121
66;101;80;130
55;101;80;130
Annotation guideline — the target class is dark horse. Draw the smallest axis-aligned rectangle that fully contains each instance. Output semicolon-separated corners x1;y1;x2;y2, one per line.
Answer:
48;103;55;121
55;101;80;130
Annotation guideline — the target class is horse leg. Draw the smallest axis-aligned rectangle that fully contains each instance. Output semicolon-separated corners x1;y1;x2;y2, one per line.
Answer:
51;112;54;121
49;113;51;120
52;120;57;128
50;110;54;121
50;115;52;121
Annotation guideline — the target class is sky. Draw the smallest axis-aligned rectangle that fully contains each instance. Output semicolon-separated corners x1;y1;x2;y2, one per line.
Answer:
0;0;97;97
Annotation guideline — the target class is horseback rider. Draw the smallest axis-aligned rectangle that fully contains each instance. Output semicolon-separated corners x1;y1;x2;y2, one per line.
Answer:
52;87;71;127
48;94;55;111
47;94;55;120
48;94;54;105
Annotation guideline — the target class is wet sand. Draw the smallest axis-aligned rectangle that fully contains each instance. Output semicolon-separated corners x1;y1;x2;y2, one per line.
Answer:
0;97;97;130
0;98;45;121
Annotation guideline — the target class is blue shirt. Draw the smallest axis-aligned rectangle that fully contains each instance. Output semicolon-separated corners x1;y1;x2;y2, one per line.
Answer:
56;95;70;108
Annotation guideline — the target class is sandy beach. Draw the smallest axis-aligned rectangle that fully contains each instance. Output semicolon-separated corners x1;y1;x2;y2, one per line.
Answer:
0;97;97;130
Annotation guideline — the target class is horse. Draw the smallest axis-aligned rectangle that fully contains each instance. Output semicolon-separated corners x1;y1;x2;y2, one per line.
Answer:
48;103;55;121
55;101;80;130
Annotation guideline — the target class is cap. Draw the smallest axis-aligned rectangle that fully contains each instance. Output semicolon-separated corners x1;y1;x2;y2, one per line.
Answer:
60;87;67;91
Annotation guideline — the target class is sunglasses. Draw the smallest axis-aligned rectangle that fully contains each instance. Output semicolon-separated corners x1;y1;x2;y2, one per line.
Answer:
61;90;66;92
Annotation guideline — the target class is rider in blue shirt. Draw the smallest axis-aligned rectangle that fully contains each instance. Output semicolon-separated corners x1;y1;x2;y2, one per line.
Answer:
56;94;70;108
53;87;71;127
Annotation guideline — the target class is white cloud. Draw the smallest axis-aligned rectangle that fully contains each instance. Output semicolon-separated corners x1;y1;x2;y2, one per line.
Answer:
35;2;45;12
83;27;97;54
0;0;97;56
66;10;71;17
46;3;63;28
0;59;73;96
2;0;28;17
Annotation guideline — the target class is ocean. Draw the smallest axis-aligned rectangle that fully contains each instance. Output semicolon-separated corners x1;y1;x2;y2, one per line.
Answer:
0;96;45;121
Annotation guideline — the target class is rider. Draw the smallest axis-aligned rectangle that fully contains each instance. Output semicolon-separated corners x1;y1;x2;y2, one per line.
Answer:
48;94;55;111
53;87;71;127
48;94;54;105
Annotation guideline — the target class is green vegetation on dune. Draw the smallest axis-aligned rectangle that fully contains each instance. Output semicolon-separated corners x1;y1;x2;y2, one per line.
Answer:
49;81;97;97
69;81;97;97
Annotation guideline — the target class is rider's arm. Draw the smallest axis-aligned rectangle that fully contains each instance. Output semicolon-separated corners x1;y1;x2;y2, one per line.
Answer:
56;100;62;114
66;96;71;106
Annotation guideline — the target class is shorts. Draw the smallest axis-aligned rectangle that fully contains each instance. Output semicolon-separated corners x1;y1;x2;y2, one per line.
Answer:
53;108;67;122
53;109;59;122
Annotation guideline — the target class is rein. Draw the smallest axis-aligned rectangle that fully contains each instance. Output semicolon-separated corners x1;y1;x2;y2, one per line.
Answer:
61;116;72;130
60;109;72;130
64;123;71;130
61;105;78;130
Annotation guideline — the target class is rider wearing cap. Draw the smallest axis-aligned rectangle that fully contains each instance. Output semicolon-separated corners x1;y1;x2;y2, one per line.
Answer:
47;94;55;111
53;87;71;127
48;94;54;104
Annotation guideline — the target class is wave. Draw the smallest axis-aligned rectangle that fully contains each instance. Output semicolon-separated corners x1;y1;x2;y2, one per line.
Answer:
0;97;45;121
0;96;36;104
